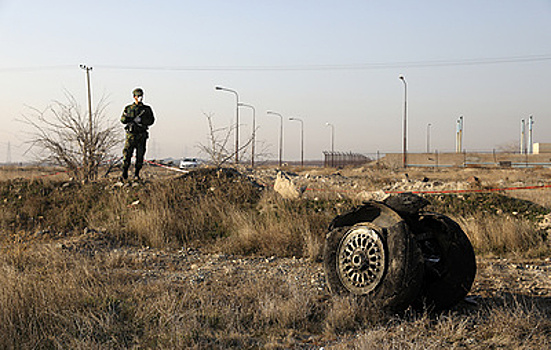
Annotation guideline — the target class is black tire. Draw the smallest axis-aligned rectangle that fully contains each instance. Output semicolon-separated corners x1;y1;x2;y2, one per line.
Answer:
324;202;424;311
413;212;476;310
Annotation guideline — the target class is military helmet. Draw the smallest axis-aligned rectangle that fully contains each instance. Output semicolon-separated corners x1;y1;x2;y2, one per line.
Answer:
133;88;144;97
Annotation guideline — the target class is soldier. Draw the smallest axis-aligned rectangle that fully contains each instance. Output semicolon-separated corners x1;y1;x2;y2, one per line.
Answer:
120;88;155;180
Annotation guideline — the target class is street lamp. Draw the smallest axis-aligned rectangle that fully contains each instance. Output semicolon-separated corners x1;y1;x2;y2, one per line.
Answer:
426;123;432;153
520;118;526;154
399;75;407;168
238;102;256;167
326;122;335;168
456;115;464;153
528;115;534;154
289;117;304;167
267;111;284;167
215;86;240;164
325;122;334;153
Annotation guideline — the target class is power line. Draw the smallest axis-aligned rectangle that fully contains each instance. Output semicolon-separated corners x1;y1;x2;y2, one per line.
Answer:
0;65;75;73
96;54;551;72
1;54;550;73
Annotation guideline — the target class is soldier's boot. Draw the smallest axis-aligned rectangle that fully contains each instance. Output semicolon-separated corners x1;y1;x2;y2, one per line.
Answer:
134;169;141;181
121;167;129;180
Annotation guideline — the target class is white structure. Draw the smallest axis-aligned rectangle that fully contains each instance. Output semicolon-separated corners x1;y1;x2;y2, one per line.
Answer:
456;116;464;153
533;143;551;154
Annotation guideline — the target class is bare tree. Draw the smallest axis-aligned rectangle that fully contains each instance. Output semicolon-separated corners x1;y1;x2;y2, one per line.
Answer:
22;92;122;180
239;138;273;166
198;112;256;168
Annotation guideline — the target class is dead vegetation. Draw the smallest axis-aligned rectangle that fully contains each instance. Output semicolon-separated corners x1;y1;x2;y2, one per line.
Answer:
0;164;550;348
21;93;121;181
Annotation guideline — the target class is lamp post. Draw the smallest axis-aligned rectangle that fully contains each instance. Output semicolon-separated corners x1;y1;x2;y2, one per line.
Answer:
399;75;407;168
325;123;334;153
528;115;534;154
289;117;304;167
520;118;526;154
460;116;464;152
267;111;283;167
326;122;335;167
426;123;432;153
215;86;240;164
455;119;461;153
456;115;464;153
238;102;256;167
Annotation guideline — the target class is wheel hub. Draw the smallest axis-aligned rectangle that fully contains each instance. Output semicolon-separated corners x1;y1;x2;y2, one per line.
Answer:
337;225;386;295
351;250;368;269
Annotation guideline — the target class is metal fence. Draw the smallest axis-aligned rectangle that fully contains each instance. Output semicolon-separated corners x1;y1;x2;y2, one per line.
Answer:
323;150;551;168
323;151;372;168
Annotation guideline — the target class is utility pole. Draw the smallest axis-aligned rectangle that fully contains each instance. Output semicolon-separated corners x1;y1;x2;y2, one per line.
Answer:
399;75;407;168
80;64;94;177
79;65;93;136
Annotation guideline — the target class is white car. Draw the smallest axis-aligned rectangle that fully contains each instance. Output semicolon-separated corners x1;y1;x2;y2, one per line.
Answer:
179;158;199;169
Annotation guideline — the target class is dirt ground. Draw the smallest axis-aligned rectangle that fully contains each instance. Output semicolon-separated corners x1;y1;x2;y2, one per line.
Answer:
2;163;551;348
56;229;551;301
54;228;551;348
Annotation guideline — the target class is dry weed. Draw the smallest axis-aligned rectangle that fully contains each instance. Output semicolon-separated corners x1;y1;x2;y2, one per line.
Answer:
457;213;548;255
338;295;551;350
510;188;551;208
324;296;373;335
0;237;550;348
1;165;551;348
0;246;139;349
0;165;71;182
218;191;341;259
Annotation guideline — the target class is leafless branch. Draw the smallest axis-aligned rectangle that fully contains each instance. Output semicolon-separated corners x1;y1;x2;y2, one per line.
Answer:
198;112;255;168
20;91;122;180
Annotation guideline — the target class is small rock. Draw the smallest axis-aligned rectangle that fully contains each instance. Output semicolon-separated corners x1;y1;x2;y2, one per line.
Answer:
274;171;301;199
467;176;480;185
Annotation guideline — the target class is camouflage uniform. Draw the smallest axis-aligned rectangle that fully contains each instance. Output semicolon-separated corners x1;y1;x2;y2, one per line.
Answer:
121;91;155;179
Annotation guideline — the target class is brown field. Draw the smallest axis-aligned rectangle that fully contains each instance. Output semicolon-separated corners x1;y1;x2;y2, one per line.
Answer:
0;163;550;349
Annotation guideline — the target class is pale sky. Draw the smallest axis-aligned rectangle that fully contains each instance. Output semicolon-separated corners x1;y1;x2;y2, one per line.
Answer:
1;0;550;163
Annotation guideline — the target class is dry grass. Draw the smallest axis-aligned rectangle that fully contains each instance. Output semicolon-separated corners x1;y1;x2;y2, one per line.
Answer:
0;165;72;182
0;167;350;260
334;294;551;349
0;244;328;349
424;191;550;256
0;245;138;348
218;191;341;259
1;165;550;348
509;188;551;208
457;213;549;256
1;243;549;349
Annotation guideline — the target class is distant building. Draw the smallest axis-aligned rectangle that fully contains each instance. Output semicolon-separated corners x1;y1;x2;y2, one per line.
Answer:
533;143;551;154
